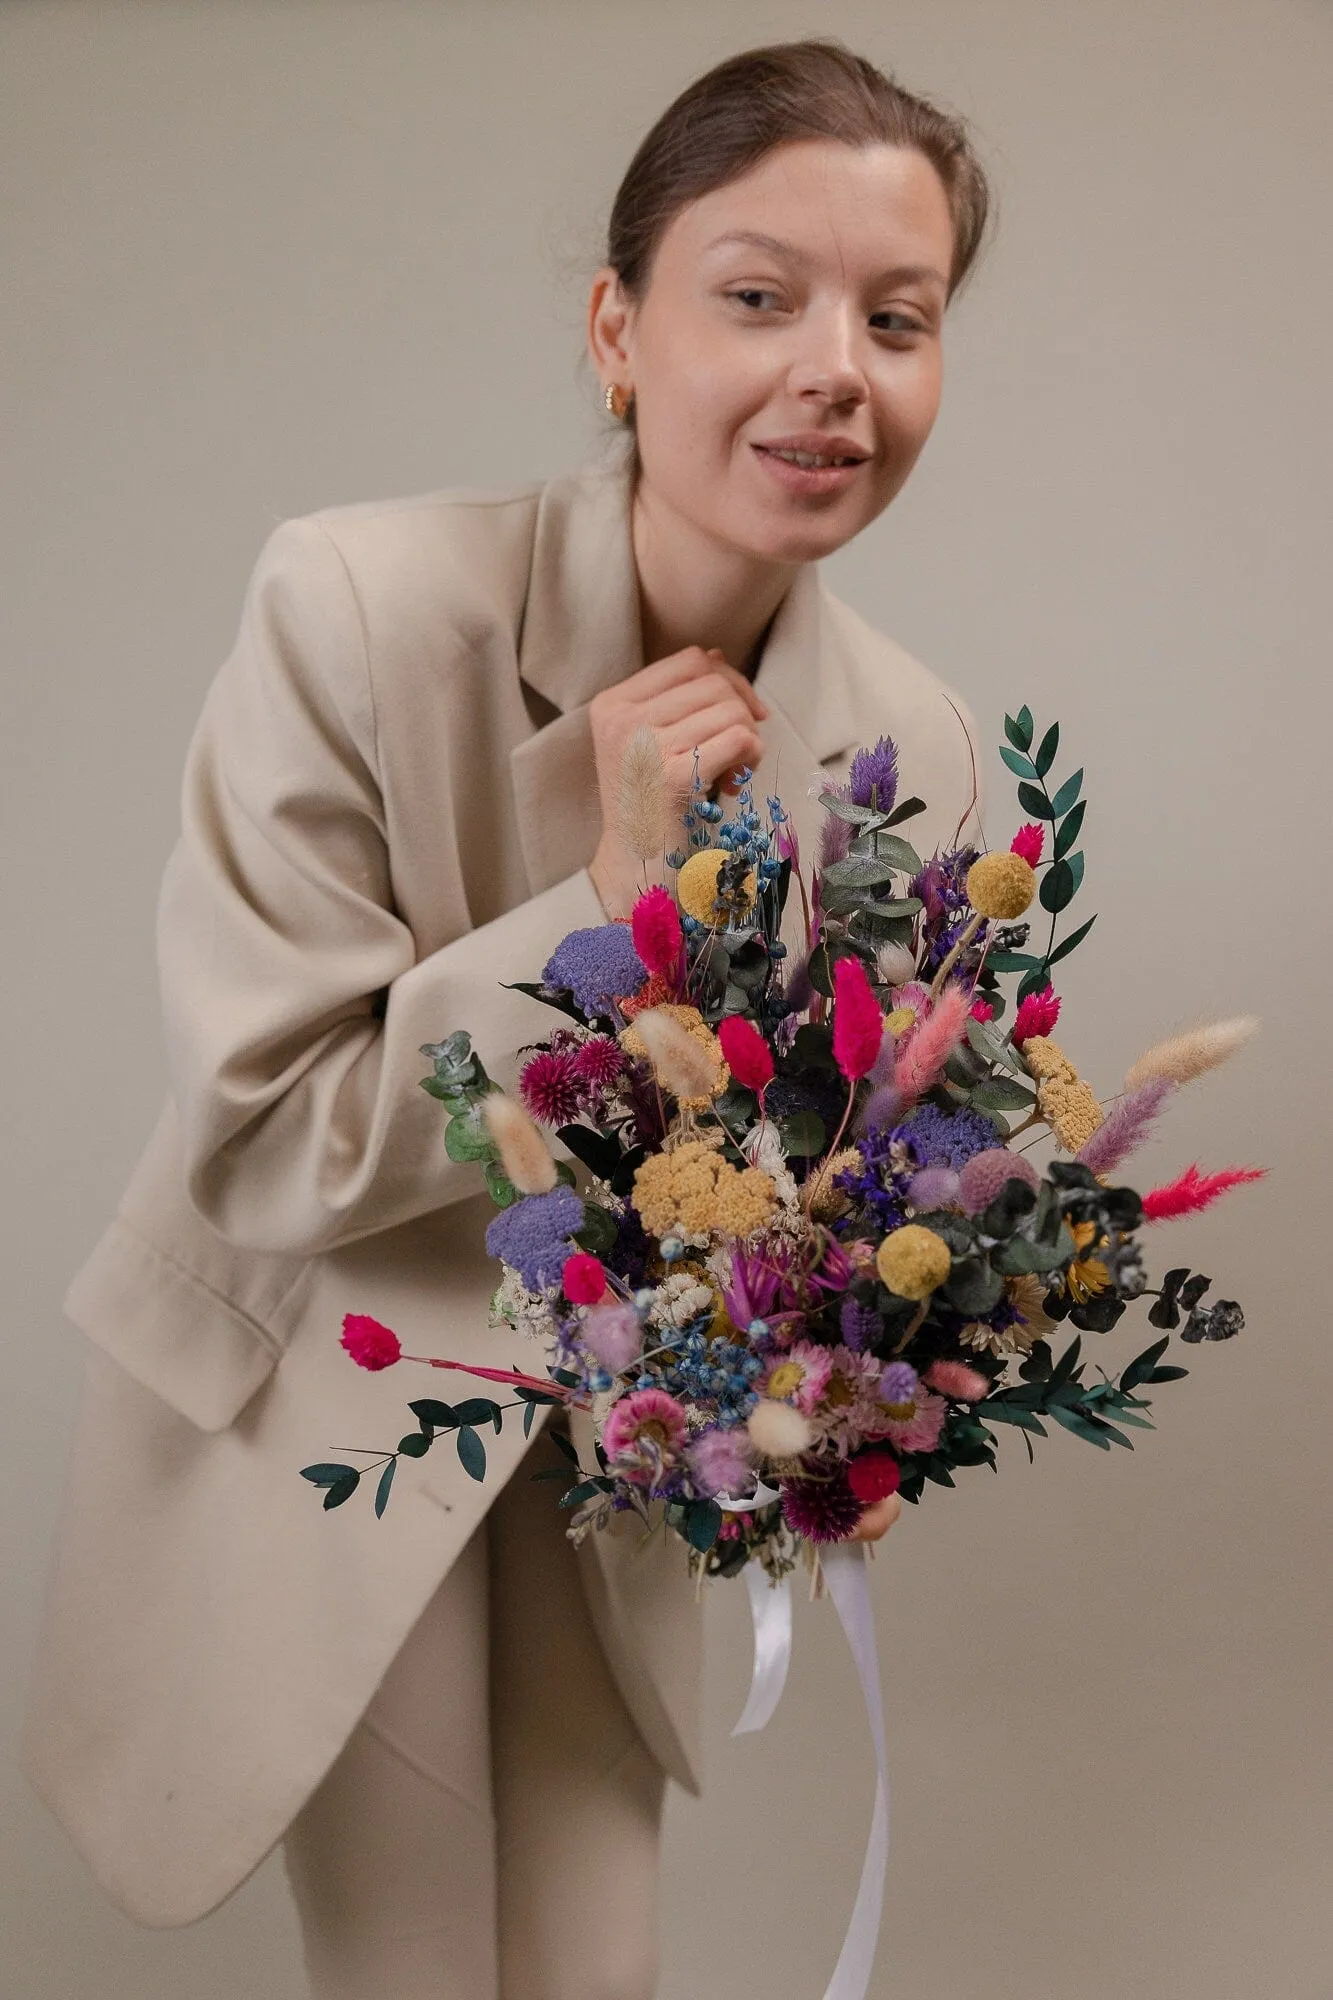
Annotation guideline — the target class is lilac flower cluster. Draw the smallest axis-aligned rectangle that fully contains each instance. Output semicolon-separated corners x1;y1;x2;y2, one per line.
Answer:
484;1186;584;1290
542;925;646;1018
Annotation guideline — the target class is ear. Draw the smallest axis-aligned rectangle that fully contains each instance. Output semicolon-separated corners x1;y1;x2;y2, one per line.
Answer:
586;264;635;379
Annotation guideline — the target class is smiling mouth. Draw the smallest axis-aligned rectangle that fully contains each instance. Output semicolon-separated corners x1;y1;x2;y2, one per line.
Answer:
753;444;867;469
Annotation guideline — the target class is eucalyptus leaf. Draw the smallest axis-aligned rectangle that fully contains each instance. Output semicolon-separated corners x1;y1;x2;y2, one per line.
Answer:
971;1077;1037;1111
1017;781;1056;821
1054;800;1087;858
456;1426;487;1481
1047;913;1098;965
444;1112;493;1164
1000;745;1038;780
1034;721;1060;777
884;795;927;825
1050;767;1084;817
374;1458;397;1518
1039;859;1077;914
821;854;899;891
323;1472;361;1509
777;1110;826;1157
1004;708;1034;753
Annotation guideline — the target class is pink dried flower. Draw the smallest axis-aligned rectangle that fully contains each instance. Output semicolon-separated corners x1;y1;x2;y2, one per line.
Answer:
630;886;683;980
519;1048;583;1126
562;1252;607;1305
846;1450;901;1504
969;997;995;1022
761;1340;834;1415
780;1463;865;1542
1012;985;1061;1045
580;1300;643;1373
572;1034;625;1093
602;1387;688;1473
907;1165;962;1210
870;1385;948;1455
1141;1162;1267;1221
832;954;884;1081
957;1147;1039;1216
1076;1075;1174;1175
340;1312;401;1371
894;983;969;1103
717;1014;774;1093
685;1426;755;1499
1010;822;1045;866
924;1359;990;1402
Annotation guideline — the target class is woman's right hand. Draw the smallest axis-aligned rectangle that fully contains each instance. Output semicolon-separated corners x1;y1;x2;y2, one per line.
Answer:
587;645;768;917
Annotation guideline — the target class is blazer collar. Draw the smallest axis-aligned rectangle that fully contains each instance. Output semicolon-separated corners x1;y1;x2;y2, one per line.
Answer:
516;449;859;764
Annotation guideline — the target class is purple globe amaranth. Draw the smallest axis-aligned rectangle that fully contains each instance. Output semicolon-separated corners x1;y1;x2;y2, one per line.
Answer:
848;735;900;813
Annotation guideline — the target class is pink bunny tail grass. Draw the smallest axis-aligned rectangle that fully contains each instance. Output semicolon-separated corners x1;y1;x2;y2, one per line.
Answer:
1140;1162;1267;1221
894;983;969;1103
404;1355;574;1399
1077;1075;1176;1175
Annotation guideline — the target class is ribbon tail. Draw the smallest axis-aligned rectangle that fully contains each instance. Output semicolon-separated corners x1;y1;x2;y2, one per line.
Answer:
818;1544;890;2000
731;1561;793;1735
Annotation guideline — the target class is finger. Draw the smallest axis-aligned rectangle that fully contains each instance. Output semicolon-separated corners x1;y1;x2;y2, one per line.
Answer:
641;672;743;731
658;699;764;760
615;648;727;705
702;649;770;722
681;722;765;793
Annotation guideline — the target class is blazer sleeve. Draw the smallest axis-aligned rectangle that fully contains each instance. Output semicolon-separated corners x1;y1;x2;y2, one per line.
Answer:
156;514;606;1258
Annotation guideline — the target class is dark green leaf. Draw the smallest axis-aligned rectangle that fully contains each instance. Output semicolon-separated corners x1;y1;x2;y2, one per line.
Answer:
1050;1335;1083;1385
1019;1340;1054;1381
1046;913;1098;965
1004;708;1035;753
1050;767;1083;817
1017;964;1054;1002
522;1398;537;1438
1119;1335;1170;1392
687;1500;723;1551
1000;745;1038;780
778;1110;827;1157
1148;1364;1190;1382
555;1124;621;1180
513;1385;564;1405
1017;781;1056;820
557;1478;606;1509
323;1471;361;1508
1039;858;1077;914
1034;721;1060;777
971;1076;1037;1111
1047;1404;1112;1449
980;1403;1049;1436
572;1201;618;1256
450;1397;503;1431
1054;800;1086;858
884;795;927;826
483;1160;518;1207
409;1398;459;1429
398;1432;431;1458
444;1111;493;1164
456;1426;487;1481
549;1427;581;1464
374;1458;397;1518
984;950;1044;974
301;1462;359;1486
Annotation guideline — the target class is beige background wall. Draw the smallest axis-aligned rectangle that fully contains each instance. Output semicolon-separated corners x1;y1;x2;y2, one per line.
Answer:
4;2;1330;1995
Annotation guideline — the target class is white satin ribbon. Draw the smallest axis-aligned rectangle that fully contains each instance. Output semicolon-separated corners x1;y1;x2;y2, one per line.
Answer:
726;1541;889;2000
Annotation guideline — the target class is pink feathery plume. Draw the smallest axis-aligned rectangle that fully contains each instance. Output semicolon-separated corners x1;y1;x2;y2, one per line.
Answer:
818;785;854;870
1140;1162;1267;1221
893;983;969;1103
1077;1075;1176;1176
832;955;884;1080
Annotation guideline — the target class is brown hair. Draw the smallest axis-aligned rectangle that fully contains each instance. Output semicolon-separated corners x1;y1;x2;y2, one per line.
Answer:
602;38;993;465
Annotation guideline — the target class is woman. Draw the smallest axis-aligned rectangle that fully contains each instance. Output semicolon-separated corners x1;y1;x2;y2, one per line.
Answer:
23;36;991;2000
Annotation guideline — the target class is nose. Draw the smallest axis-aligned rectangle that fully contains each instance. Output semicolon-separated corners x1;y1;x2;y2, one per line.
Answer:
786;304;869;410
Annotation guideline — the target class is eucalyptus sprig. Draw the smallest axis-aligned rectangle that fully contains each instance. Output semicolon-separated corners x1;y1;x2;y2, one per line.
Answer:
989;706;1097;1002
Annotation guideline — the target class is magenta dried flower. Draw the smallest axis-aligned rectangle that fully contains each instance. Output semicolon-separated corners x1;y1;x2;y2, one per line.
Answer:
780;1462;865;1543
519;1049;583;1127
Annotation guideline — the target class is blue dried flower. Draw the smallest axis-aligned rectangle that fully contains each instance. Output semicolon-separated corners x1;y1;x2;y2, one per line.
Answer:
542;925;647;1019
892;1103;998;1172
485;1186;584;1290
848;735;900;812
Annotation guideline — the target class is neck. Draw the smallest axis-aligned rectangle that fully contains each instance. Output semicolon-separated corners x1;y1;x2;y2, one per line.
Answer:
630;472;802;679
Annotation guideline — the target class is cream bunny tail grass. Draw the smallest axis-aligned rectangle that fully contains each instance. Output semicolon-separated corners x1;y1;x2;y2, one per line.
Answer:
480;1091;559;1194
616;725;672;864
1123;1014;1260;1093
631;1006;723;1103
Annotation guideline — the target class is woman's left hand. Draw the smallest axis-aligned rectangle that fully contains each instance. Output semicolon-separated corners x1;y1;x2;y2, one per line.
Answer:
848;1493;903;1542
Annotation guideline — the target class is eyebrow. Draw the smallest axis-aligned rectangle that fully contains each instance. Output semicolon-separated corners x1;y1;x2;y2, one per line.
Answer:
702;228;948;290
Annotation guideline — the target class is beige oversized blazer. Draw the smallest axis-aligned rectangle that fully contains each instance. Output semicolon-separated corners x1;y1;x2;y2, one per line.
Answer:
22;445;985;1928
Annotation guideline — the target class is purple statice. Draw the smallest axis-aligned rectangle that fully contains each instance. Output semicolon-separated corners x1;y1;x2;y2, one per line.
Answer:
542;925;647;1020
848;735;900;813
911;846;985;979
484;1185;584;1290
839;1295;881;1351
892;1103;998;1173
834;1130;915;1232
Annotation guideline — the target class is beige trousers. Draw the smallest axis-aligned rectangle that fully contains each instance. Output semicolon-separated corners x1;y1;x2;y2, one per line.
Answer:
281;1415;669;2000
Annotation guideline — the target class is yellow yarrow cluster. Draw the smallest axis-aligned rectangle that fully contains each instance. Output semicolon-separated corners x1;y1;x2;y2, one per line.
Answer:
618;1003;728;1110
676;848;757;924
632;1139;777;1241
965;851;1036;920
874;1223;953;1300
1021;1034;1105;1152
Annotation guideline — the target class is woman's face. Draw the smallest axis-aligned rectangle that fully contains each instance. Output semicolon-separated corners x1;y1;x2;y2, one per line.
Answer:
598;139;956;565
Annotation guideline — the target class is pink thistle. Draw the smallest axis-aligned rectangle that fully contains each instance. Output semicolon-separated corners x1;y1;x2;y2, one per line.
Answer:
340;1312;402;1371
969;997;995;1022
717;1014;775;1093
1012;984;1061;1045
1010;822;1045;866
831;955;884;1081
630;886;683;981
1141;1162;1267;1221
1076;1075;1175;1176
780;1463;865;1542
894;983;969;1103
846;1450;901;1504
562;1252;607;1304
924;1359;990;1402
519;1049;583;1126
572;1034;625;1092
602;1387;688;1468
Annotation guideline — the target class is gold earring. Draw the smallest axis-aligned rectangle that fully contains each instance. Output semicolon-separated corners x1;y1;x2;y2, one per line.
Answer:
604;382;632;420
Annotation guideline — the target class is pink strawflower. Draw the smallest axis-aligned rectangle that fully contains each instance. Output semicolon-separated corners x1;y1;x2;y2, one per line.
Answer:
519;1048;583;1126
1141;1161;1267;1221
580;1300;643;1373
924;1359;990;1402
846;1450;901;1504
602;1387;688;1467
685;1425;755;1499
761;1339;834;1415
341;1312;402;1371
894;983;969;1103
572;1034;625;1092
969;997;995;1022
630;886;683;980
870;1385;948;1455
717;1014;774;1093
832;955;884;1080
1012;984;1061;1045
1010;822;1045;866
562;1252;607;1304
